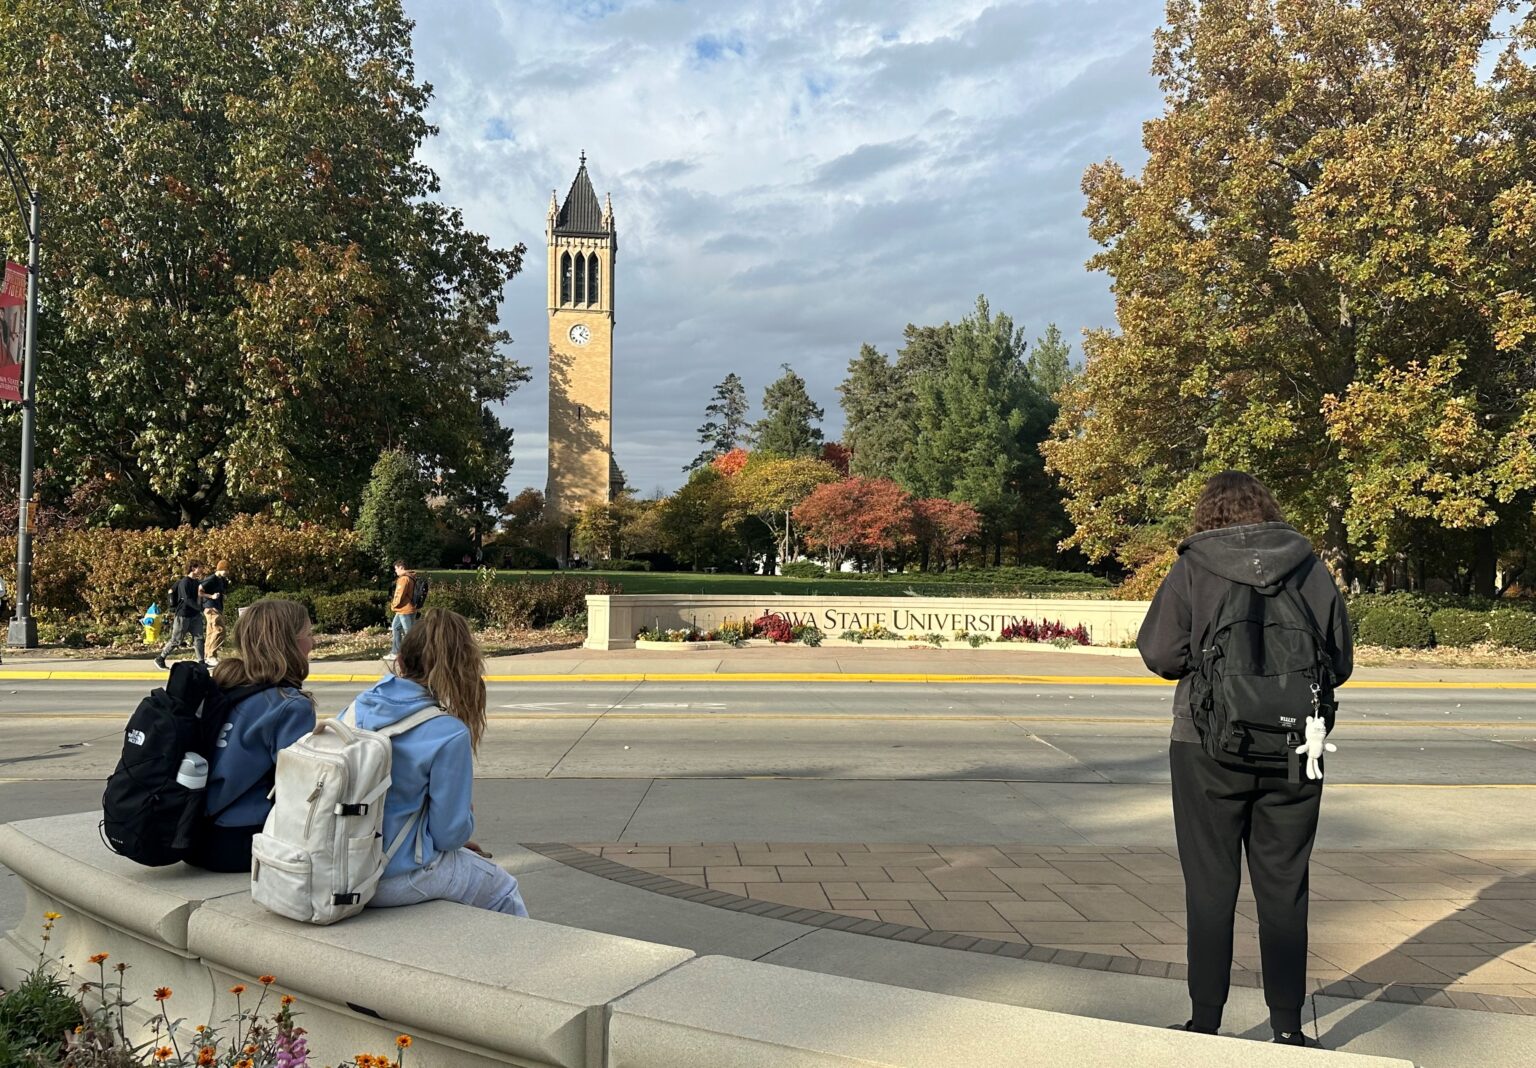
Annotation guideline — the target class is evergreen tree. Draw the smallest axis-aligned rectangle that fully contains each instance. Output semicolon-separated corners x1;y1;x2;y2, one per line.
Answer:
752;365;824;458
1027;324;1075;400
687;372;751;471
356;450;439;572
838;345;909;479
901;297;1032;548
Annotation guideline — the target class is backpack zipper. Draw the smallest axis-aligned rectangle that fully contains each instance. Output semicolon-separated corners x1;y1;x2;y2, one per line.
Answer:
303;775;326;838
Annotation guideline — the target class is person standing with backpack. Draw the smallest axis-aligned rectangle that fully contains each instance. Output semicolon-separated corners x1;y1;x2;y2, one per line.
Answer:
186;598;317;872
347;609;527;916
1137;471;1351;1047
156;563;207;670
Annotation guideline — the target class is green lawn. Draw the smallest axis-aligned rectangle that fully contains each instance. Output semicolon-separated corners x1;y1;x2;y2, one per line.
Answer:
424;568;1112;599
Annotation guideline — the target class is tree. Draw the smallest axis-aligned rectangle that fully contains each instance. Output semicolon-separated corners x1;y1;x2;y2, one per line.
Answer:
572;502;622;561
438;408;514;554
794;481;867;573
356;450;438;572
687;372;751;471
0;0;527;525
729;456;839;565
660;467;743;570
1044;0;1536;595
911;498;982;572
752;365;824;457
901;297;1035;549
820;442;851;476
1027;324;1074;400
838;345;908;479
713;447;750;478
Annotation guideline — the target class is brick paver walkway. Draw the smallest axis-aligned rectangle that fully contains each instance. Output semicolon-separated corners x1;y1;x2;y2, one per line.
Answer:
544;841;1536;1013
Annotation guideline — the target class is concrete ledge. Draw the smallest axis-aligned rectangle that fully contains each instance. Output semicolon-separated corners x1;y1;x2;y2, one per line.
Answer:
191;895;693;1068
606;955;1414;1068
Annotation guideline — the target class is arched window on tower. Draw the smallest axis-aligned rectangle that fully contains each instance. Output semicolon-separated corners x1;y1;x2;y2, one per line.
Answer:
588;254;600;306
560;252;571;305
574;252;587;305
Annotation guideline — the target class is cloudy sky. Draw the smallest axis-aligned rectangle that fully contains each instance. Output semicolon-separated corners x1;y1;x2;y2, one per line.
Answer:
401;0;1167;497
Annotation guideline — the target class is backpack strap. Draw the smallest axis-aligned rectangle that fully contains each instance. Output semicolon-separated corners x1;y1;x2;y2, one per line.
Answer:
375;705;447;739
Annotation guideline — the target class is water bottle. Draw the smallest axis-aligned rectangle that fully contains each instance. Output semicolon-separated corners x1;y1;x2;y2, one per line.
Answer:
176;753;208;791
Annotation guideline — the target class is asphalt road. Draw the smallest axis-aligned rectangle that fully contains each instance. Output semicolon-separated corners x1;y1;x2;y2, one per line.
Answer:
2;678;1533;786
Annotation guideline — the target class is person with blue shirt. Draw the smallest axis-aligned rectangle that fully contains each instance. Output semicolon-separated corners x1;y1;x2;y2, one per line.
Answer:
349;608;527;916
188;598;318;872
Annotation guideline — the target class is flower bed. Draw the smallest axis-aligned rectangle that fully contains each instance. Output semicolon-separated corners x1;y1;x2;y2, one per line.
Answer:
0;914;411;1067
635;612;823;648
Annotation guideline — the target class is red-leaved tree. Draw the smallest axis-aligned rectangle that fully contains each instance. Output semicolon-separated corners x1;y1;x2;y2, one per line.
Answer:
712;448;750;478
911;498;981;571
795;477;914;573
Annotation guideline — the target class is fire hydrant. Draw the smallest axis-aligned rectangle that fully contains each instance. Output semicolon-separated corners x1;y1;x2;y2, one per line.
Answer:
141;603;163;646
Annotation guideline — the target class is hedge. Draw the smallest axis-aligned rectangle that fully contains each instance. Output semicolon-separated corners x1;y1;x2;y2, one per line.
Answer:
1355;605;1434;649
1489;611;1536;651
0;516;369;623
312;590;389;633
781;561;827;579
1428;609;1490;648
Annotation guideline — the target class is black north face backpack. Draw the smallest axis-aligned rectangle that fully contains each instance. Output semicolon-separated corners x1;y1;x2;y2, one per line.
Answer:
1189;566;1336;778
101;661;270;866
411;572;431;610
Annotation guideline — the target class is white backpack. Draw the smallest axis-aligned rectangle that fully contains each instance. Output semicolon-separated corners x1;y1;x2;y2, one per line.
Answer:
251;704;443;925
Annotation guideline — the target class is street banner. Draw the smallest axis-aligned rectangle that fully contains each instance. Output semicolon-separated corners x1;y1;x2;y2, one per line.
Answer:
0;261;24;402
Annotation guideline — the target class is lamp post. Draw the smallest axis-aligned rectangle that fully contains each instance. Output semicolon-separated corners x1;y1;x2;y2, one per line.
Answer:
0;131;39;648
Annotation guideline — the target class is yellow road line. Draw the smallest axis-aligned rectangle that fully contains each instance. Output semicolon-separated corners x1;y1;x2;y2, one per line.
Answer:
3;669;1536;689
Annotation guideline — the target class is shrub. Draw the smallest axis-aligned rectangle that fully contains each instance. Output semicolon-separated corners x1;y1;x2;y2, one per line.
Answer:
312;590;388;633
486;576;618;629
1429;609;1491;648
0;517;367;624
753;612;795;643
269;589;320;619
1489;611;1536;651
1356;605;1433;649
603;559;651;572
426;578;490;623
356;449;438;572
781;561;827;579
999;620;1091;645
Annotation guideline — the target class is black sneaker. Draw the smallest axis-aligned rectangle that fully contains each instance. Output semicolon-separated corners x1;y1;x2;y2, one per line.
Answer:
154;656;167;670
1169;1022;1218;1035
1273;1031;1310;1046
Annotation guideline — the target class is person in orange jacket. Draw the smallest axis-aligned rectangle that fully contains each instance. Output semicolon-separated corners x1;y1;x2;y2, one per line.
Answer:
388;559;418;660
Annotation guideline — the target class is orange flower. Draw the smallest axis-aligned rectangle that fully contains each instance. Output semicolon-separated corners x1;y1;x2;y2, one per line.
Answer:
235;1060;254;1068
281;994;296;1006
229;983;247;995
259;974;276;985
88;952;109;964
195;1025;206;1033
153;987;172;1001
197;1049;216;1066
44;911;61;920
396;1035;412;1049
154;1048;173;1062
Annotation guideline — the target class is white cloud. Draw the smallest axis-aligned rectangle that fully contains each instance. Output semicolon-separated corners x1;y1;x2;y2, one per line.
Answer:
403;0;1164;495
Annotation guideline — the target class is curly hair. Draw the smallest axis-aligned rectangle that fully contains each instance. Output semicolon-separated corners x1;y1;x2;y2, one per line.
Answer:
1191;471;1286;533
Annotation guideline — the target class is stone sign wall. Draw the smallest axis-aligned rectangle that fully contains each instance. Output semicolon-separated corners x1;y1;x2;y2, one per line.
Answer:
584;593;1153;651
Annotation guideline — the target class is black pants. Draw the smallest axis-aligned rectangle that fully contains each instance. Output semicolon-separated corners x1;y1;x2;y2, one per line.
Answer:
1170;740;1321;1032
184;821;262;873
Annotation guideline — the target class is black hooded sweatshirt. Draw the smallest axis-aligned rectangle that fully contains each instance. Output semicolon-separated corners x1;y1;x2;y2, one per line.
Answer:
1137;522;1353;744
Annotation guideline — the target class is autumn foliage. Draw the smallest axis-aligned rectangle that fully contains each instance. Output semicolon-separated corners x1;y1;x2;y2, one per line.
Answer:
794;478;981;572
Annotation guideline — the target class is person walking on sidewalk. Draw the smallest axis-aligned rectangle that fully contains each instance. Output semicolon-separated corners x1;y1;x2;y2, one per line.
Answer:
155;563;207;670
199;560;231;667
1137;471;1352;1047
388;559;418;660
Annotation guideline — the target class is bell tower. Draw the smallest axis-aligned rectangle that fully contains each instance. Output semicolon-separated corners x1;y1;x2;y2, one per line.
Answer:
546;153;619;551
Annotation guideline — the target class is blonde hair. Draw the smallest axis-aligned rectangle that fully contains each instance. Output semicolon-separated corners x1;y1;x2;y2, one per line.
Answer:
396;609;486;752
212;598;312;690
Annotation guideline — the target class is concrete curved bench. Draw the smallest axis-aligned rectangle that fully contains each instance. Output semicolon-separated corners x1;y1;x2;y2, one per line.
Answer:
2;813;1414;1068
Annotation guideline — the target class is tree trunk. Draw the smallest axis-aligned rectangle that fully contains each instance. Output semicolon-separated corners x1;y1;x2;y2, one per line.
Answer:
1322;504;1354;593
1470;528;1498;599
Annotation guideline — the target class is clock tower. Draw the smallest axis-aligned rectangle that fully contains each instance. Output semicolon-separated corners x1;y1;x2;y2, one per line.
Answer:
545;153;619;550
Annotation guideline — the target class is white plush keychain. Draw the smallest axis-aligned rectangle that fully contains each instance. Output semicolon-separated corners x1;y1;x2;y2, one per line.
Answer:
1294;683;1337;780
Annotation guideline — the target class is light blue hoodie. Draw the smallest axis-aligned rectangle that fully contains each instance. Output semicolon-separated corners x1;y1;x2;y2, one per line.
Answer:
206;687;317;828
346;674;475;878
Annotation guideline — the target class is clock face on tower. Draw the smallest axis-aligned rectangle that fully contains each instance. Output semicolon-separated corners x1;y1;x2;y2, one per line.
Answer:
568;323;591;346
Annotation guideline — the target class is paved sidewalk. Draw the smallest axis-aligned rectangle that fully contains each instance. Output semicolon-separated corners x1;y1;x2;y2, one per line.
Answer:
544;840;1536;1013
1;644;1534;684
